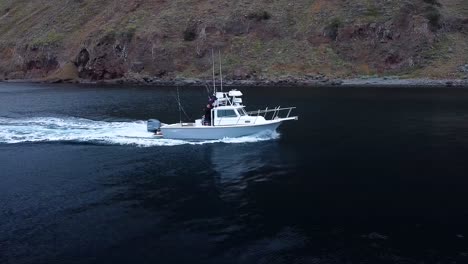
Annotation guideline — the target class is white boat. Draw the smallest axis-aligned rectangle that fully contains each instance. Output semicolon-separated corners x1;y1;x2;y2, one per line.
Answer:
147;89;298;140
147;51;298;140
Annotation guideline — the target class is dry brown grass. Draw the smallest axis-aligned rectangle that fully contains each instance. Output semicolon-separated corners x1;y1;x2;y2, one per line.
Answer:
410;33;468;78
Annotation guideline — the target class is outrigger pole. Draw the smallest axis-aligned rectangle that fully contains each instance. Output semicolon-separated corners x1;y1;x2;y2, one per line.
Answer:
219;50;223;92
211;49;216;94
176;86;182;125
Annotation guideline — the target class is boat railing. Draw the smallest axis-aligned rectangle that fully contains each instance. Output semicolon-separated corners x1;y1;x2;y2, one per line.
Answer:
247;107;296;120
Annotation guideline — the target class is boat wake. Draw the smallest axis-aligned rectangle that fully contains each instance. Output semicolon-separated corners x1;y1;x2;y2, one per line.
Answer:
0;117;279;147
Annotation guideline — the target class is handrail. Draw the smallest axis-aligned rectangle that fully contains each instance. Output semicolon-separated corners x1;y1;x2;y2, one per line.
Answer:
272;106;281;119
212;106;296;125
246;106;296;121
246;107;296;115
254;109;260;124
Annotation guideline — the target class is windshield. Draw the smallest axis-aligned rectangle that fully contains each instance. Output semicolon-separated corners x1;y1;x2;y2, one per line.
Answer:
237;108;248;116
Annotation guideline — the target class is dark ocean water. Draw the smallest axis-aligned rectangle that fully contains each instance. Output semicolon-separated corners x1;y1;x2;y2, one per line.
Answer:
1;83;468;264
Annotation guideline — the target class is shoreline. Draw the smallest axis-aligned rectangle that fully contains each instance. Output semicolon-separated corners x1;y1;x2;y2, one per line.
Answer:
1;76;467;87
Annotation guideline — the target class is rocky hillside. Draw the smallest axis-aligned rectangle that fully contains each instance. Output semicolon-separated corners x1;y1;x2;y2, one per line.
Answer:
0;0;466;83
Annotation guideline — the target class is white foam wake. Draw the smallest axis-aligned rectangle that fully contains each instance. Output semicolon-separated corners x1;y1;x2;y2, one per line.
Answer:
0;117;279;147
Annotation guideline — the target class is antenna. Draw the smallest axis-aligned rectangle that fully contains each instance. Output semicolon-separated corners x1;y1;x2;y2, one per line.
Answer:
211;49;216;94
219;50;223;92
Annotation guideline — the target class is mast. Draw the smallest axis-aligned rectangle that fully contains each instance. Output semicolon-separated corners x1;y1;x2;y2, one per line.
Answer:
211;49;216;94
219;50;223;92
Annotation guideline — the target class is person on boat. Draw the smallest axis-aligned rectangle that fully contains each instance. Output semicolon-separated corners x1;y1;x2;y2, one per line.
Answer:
208;95;216;106
202;95;217;125
203;103;212;126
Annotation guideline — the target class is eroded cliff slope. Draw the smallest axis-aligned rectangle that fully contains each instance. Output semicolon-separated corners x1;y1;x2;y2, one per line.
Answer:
0;0;466;82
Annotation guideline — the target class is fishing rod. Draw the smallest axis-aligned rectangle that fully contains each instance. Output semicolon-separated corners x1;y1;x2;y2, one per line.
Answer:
174;86;191;122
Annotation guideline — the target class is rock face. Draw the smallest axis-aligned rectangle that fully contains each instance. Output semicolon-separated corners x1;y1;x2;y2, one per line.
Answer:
0;0;466;82
459;64;468;72
334;13;435;72
77;35;131;80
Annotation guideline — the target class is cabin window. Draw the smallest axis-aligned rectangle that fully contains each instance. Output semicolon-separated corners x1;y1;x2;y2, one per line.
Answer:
217;109;237;118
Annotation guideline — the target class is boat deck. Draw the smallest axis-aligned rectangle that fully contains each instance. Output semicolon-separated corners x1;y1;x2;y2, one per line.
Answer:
166;123;197;128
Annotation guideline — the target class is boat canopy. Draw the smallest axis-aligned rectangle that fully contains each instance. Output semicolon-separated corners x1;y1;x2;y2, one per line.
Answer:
214;89;244;107
228;90;243;97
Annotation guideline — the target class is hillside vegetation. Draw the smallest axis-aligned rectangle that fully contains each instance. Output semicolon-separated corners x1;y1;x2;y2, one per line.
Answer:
0;0;466;83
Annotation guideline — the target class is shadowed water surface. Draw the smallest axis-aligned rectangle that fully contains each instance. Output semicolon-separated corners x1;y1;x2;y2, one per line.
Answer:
1;83;468;263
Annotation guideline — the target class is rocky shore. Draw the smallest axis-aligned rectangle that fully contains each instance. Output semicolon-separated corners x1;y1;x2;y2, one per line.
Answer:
341;77;468;87
2;75;467;88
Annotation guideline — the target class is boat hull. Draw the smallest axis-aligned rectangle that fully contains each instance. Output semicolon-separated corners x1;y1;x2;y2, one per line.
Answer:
160;121;283;140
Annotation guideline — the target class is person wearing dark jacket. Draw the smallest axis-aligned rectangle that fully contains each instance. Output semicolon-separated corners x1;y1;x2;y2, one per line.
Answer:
203;104;212;126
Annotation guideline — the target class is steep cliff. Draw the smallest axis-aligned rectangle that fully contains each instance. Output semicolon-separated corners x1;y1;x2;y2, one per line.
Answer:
0;0;466;83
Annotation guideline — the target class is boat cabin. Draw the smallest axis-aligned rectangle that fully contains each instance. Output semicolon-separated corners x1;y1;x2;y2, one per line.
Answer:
212;105;255;126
